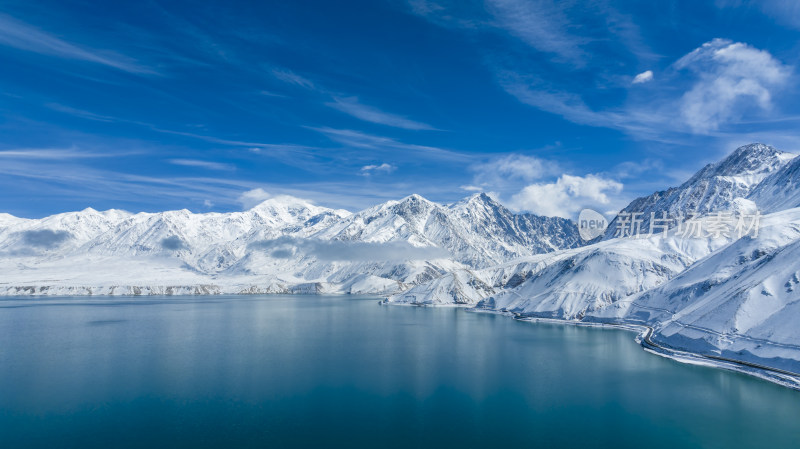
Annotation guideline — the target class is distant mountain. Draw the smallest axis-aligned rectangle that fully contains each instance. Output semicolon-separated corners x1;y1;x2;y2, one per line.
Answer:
0;193;578;296
318;193;580;268
603;143;796;239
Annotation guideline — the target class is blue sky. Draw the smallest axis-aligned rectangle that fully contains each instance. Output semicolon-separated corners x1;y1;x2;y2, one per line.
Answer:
1;0;800;218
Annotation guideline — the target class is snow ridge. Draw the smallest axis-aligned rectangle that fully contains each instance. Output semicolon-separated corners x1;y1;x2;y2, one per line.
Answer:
0;193;578;296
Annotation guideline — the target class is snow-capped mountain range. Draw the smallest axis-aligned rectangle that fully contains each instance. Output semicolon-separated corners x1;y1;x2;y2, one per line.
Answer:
0;192;579;296
3;142;800;387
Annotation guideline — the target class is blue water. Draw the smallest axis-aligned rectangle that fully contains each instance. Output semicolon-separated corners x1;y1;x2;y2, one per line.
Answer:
0;295;798;448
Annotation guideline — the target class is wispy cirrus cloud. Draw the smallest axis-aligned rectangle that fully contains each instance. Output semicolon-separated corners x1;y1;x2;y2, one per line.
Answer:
269;63;440;131
47;101;318;153
271;68;317;90
326;96;437;130
0;13;156;74
360;162;396;175
407;0;650;67
484;0;588;65
311;127;472;162
168;159;235;171
715;0;800;30
150;127;316;152
45;103;118;122
493;68;628;129
0;147;124;160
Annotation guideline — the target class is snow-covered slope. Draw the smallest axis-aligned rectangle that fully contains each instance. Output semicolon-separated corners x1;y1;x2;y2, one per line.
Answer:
387;217;731;312
389;269;497;305
618;208;800;372
447;193;582;264
748;154;800;213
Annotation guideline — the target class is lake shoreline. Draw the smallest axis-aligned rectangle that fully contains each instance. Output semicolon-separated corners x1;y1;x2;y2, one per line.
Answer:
466;306;800;392
382;300;800;391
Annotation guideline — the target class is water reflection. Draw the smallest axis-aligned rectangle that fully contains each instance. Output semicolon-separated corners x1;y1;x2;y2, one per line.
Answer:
0;295;798;449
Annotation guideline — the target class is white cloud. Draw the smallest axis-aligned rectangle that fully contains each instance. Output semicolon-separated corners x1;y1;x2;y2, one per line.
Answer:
509;174;623;219
674;38;791;133
471;153;560;186
0;13;155;74
0;147;113;159
360;163;396;175
632;70;654;84
460;184;483;192
168;159;235;171
238;188;272;209
326;97;436;130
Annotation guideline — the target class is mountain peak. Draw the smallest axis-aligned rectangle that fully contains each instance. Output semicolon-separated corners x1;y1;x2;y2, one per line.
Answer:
467;192;494;203
730;142;780;159
399;193;431;204
249;195;350;226
700;143;795;179
452;192;502;211
390;194;436;217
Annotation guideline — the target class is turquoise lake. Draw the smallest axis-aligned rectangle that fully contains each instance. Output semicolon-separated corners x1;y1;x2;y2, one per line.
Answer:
0;295;798;448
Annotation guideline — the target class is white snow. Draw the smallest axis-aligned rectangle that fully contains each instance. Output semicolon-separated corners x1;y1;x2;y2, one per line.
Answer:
0;193;577;296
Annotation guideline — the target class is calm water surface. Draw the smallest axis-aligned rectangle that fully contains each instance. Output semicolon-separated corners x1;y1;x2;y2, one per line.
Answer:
0;295;798;448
